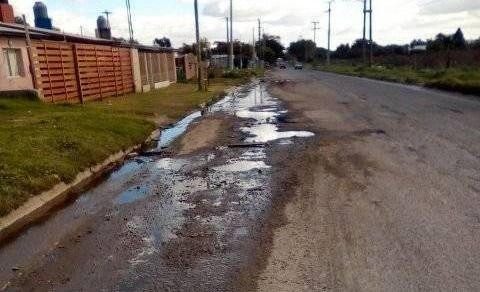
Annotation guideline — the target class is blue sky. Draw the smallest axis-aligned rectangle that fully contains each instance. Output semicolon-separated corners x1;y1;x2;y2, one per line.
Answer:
10;0;480;49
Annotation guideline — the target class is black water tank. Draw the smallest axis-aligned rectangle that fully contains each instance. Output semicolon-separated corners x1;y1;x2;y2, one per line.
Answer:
33;1;48;19
0;0;9;4
97;16;108;29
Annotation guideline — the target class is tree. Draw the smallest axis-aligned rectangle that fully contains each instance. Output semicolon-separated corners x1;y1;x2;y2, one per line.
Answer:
472;38;480;50
154;37;172;48
452;28;467;49
180;38;211;59
288;39;316;62
333;43;352;59
428;33;453;51
256;34;285;64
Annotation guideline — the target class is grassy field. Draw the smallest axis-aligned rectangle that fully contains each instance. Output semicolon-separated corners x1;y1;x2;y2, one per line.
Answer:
0;76;248;217
316;64;480;96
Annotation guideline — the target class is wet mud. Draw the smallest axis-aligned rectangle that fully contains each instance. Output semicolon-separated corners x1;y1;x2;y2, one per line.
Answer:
0;81;315;291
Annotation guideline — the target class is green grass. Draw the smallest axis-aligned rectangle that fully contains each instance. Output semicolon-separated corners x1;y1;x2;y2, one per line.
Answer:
316;64;480;96
0;77;246;217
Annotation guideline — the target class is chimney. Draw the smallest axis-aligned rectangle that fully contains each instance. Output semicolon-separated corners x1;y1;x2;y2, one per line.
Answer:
0;0;14;24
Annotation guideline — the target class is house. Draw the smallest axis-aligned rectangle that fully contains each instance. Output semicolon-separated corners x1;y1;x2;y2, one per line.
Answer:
0;25;39;92
210;54;229;69
0;1;177;102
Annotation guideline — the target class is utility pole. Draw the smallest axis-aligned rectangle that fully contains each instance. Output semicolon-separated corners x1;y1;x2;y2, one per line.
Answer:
229;0;234;70
362;0;373;66
362;0;367;64
312;21;320;47
80;26;83;36
226;17;230;44
102;10;112;27
327;1;332;66
252;27;257;66
194;0;202;91
258;18;262;60
369;0;373;67
125;0;134;43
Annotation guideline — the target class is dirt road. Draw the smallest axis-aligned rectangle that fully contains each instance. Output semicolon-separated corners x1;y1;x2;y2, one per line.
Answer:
1;69;479;291
258;69;480;291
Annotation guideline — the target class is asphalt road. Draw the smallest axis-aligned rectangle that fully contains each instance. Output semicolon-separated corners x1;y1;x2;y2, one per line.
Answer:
1;68;479;292
258;68;480;291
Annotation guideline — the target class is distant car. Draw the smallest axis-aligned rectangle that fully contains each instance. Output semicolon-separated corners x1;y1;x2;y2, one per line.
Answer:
279;62;287;69
294;63;303;70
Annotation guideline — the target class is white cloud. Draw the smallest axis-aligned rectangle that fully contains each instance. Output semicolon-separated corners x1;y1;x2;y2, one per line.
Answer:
8;0;480;49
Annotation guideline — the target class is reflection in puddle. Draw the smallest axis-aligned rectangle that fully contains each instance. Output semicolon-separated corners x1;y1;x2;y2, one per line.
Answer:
213;160;271;172
156;158;189;171
117;185;150;205
236;109;278;123
241;124;315;143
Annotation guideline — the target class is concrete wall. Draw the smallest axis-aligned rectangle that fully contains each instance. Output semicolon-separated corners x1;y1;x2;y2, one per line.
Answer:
0;37;34;91
130;48;142;93
138;50;176;93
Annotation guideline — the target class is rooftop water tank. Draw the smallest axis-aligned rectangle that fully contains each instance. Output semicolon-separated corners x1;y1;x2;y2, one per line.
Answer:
96;16;112;39
97;16;109;29
33;1;48;19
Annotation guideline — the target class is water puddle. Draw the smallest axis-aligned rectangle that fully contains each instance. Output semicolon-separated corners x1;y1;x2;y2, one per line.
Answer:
117;185;150;205
156;158;189;171
155;111;202;149
241;124;315;143
213;160;271;172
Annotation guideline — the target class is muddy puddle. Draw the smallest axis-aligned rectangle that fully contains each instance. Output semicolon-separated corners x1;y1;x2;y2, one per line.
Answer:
0;81;315;291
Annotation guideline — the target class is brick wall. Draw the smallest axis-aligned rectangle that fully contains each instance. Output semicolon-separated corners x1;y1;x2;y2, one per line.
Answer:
0;3;14;24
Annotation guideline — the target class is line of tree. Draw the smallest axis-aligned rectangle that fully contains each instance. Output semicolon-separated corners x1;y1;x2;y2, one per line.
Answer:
287;28;479;65
331;28;477;59
288;39;327;62
179;33;286;67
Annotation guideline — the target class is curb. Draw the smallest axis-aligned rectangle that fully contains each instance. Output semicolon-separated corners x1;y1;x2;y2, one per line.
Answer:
0;129;160;243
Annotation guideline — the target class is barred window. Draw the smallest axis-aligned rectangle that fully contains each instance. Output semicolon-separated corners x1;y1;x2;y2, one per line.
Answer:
3;48;24;77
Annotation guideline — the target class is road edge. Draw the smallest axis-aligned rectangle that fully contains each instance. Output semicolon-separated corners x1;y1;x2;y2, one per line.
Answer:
0;129;160;243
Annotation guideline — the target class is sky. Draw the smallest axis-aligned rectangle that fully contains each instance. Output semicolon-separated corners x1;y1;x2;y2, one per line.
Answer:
10;0;480;49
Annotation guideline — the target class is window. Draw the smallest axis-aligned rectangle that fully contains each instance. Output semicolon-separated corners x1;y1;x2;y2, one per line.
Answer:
3;48;24;77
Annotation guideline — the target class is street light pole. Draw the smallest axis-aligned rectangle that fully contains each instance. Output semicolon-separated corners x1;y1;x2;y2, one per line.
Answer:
194;0;202;91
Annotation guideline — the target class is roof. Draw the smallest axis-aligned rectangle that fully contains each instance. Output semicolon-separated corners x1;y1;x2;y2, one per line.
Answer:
0;25;45;37
0;21;117;44
136;44;174;53
0;21;175;52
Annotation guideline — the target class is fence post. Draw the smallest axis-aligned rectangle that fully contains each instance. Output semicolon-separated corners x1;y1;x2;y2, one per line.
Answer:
72;44;84;104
